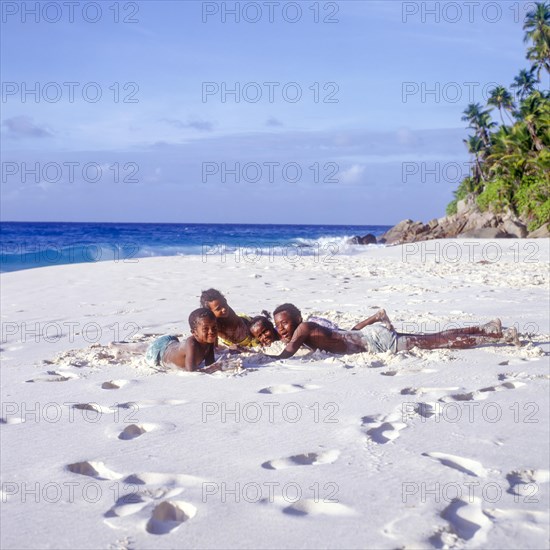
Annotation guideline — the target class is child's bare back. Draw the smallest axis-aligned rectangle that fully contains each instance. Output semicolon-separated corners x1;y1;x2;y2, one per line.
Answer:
283;322;362;357
144;309;222;372
161;336;215;371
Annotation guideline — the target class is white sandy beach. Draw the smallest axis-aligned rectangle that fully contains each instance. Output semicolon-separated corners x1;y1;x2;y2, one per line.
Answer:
1;239;549;550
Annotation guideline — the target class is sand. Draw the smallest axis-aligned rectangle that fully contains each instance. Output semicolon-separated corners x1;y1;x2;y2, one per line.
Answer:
1;239;549;549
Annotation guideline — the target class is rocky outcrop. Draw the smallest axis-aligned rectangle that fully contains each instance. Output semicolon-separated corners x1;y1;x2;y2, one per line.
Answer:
349;233;378;245
527;223;549;238
379;194;542;245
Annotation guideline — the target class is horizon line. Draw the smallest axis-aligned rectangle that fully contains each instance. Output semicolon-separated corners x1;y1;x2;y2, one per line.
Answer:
0;220;396;227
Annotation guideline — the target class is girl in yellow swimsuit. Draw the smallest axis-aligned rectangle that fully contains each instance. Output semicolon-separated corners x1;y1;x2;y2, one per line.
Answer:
200;288;259;348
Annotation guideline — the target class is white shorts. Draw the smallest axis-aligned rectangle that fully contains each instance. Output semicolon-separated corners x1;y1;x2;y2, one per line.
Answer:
359;325;397;353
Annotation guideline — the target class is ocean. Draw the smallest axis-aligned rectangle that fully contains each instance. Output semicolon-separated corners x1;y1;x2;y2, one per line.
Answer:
0;222;391;273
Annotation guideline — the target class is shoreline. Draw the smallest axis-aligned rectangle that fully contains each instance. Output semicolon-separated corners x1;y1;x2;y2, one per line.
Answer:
0;221;392;274
2;233;547;275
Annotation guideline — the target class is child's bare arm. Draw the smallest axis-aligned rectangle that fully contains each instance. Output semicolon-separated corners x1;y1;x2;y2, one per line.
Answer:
266;324;310;360
202;354;243;374
204;344;216;366
200;362;223;374
183;338;206;371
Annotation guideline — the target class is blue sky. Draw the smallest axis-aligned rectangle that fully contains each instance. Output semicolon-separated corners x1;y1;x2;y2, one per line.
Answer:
1;0;546;224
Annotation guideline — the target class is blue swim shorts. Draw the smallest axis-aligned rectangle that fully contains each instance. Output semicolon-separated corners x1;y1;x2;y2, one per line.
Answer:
145;335;179;367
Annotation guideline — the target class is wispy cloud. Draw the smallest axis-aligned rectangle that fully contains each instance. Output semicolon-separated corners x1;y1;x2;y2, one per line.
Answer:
162;117;214;132
2;116;52;139
339;164;366;184
266;117;283;127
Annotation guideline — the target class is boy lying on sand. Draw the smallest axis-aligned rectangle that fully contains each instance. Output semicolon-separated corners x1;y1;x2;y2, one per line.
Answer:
145;308;241;372
200;288;259;348
249;308;394;347
264;303;520;360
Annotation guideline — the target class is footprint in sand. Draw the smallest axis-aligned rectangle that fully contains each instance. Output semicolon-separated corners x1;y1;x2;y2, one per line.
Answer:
258;384;320;394
84;467;204;535
73;399;186;416
499;372;550;381
118;423;155;441
506;469;550;497
485;507;548;524
145;501;197;535
481;381;527;391
362;412;407;444
26;370;79;383
366;422;407;444
67;460;123;480
283;499;357;517
105;493;150;518
0;416;26;425
261;496;357;518
118;399;186;409
410;401;442;420
262;449;340;470
422;452;488;477
102;380;130;390
123;472;205;487
401;386;460;396
441;380;527;402
434;497;492;545
72;402;120;415
105;487;184;518
106;421;176;441
100;470;204;535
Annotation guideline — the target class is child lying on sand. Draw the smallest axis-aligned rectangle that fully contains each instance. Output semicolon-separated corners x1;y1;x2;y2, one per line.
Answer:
200;288;259;348
264;303;520;360
248;315;281;347
145;308;241;372
249;308;394;347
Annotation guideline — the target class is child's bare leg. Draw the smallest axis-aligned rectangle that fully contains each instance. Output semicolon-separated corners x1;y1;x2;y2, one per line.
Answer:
396;333;499;351
502;327;521;346
435;319;502;338
108;342;149;353
352;309;394;331
395;319;508;351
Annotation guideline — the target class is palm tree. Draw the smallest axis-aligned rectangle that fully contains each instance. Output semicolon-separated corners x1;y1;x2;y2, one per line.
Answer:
487;124;533;181
511;68;539;101
487;86;516;125
448;3;549;227
461;103;497;148
527;43;550;77
516;90;550;151
463;135;486;185
524;2;550;77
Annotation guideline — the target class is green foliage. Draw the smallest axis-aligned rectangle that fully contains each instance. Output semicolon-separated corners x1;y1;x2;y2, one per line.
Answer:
476;178;513;212
446;3;549;228
445;177;481;215
515;174;550;230
446;200;458;216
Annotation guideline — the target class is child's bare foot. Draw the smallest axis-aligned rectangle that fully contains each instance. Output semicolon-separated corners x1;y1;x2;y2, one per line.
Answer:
483;319;502;337
379;309;394;331
503;327;521;347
